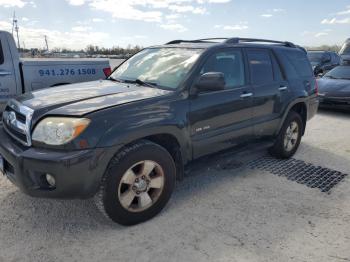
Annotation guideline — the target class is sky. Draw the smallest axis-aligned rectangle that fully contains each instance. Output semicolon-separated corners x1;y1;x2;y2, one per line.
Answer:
0;0;349;50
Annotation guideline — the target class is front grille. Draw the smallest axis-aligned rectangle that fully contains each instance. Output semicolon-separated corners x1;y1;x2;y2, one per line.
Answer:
2;100;34;146
5;105;27;123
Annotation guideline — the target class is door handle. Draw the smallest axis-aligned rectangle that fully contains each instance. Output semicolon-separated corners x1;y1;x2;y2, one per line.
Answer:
240;92;253;98
279;86;288;91
0;71;12;77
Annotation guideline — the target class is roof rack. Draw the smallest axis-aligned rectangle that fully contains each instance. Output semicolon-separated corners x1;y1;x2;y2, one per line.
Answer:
165;38;296;48
165;38;228;45
224;38;296;47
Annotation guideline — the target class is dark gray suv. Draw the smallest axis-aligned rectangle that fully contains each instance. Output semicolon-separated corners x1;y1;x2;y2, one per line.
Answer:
0;38;319;225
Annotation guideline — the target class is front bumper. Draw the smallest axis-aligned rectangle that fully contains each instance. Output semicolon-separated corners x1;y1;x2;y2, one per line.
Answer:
0;125;119;199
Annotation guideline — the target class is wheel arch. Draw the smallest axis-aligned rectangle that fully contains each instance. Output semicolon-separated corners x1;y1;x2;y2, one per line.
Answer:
277;99;308;136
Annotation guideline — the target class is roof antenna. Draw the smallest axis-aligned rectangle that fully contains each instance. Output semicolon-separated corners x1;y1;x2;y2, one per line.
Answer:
44;35;49;51
12;11;21;50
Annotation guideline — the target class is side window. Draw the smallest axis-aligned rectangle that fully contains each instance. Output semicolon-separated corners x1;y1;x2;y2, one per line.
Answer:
247;49;274;85
200;50;245;88
271;53;284;81
0;41;4;65
324;53;331;63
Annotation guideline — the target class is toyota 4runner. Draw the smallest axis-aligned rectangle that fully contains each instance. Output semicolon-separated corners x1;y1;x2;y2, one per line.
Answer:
0;38;319;225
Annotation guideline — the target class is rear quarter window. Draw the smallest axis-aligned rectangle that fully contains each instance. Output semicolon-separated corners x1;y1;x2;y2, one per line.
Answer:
284;50;313;77
0;41;4;65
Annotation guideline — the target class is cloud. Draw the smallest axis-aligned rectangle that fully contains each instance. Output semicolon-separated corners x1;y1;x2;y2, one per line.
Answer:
315;32;328;37
168;5;206;14
92;18;104;22
160;23;188;32
72;26;92;32
0;20;110;50
0;0;27;7
64;0;227;22
336;5;350;15
66;0;86;6
260;8;285;18
321;17;350;24
22;17;29;22
215;23;248;31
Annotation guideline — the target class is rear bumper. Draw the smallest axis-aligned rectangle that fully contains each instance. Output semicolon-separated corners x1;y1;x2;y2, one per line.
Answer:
307;96;319;120
0;125;119;199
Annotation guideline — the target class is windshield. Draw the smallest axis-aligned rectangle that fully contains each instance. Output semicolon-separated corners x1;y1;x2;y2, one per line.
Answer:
324;66;350;80
110;48;203;89
340;42;350;55
307;52;324;63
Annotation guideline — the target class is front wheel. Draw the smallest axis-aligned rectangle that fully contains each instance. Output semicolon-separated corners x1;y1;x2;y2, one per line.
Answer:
269;111;303;159
95;140;176;225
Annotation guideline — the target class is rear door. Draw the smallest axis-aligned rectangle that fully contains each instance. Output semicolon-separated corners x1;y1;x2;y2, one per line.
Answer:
0;34;17;111
246;48;286;137
189;48;254;158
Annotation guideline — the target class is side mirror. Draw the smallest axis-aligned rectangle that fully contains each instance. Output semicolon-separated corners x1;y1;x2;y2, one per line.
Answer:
195;72;225;92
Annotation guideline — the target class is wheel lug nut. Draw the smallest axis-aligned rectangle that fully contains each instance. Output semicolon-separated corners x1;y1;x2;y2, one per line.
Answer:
132;186;137;190
142;175;146;179
136;191;140;195
135;178;139;182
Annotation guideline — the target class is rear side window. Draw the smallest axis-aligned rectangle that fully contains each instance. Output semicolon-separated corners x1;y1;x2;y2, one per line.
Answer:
247;49;274;85
285;50;313;77
0;41;4;65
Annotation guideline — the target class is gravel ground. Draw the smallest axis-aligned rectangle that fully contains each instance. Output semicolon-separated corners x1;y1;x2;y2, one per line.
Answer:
0;109;350;262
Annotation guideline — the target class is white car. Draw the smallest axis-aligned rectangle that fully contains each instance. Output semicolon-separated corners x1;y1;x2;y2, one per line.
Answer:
0;31;111;112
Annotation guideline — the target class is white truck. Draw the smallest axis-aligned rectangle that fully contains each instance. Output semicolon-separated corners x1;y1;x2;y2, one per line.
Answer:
0;31;111;112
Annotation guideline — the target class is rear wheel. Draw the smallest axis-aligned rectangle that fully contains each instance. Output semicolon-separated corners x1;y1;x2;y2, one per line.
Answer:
269;111;303;159
95;140;176;225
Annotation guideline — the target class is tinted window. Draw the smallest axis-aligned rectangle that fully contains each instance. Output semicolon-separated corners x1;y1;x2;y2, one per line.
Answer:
307;52;324;63
271;54;284;81
0;41;4;65
285;50;313;77
324;53;331;63
200;50;245;88
247;49;274;85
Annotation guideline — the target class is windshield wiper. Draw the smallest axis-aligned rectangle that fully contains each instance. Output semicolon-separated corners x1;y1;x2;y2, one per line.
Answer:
108;76;125;83
123;78;158;88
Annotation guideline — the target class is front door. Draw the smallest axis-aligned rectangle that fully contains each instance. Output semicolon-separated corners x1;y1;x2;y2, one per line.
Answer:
189;48;254;159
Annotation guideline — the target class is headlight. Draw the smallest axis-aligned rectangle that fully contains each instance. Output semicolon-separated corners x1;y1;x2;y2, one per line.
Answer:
32;117;90;145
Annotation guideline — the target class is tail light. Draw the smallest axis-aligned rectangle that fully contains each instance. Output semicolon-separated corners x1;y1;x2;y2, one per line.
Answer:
314;77;319;96
103;67;112;77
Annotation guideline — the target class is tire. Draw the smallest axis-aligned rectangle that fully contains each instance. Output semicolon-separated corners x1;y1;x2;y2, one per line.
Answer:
269;111;304;159
94;140;176;226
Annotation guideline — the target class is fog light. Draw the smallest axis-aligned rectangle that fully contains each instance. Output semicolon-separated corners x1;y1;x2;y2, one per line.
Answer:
45;174;56;187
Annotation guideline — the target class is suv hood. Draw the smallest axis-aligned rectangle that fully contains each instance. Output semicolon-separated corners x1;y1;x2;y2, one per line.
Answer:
17;80;172;117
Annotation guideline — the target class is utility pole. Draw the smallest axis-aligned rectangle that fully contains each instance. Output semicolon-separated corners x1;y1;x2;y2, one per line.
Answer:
12;11;21;50
44;35;49;51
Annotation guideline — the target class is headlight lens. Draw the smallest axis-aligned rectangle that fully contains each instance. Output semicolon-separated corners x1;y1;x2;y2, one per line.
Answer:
32;117;90;145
